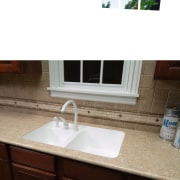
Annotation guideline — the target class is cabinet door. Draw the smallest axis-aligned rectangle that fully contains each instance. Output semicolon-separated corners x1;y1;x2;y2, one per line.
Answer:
154;61;180;80
59;158;124;180
0;61;42;73
0;142;12;180
0;161;12;180
12;163;56;180
0;142;9;160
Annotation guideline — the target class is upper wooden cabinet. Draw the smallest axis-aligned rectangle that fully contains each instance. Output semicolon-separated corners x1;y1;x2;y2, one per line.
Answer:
0;61;42;73
154;61;180;80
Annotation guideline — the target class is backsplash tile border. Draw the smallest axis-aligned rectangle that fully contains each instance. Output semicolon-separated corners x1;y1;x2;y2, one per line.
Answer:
0;97;162;129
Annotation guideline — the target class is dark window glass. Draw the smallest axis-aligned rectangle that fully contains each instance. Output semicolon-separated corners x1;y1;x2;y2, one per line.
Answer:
64;61;80;82
83;61;101;83
103;61;124;84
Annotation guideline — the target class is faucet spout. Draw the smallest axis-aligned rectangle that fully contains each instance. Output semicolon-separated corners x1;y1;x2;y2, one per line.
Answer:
61;100;78;131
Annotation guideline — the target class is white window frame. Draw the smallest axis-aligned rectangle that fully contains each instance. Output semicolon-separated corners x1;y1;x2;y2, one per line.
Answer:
47;60;142;105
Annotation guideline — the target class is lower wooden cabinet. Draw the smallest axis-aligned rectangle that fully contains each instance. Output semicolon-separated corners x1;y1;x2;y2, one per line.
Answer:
127;174;152;180
0;143;153;180
9;145;56;180
62;178;75;180
12;163;56;180
0;160;12;180
0;143;12;180
9;146;55;173
59;158;124;180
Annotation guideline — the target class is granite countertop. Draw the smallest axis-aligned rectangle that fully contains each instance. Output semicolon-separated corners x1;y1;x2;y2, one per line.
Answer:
0;109;179;180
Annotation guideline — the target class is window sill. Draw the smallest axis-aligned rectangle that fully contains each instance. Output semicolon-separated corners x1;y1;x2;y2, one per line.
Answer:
47;87;139;105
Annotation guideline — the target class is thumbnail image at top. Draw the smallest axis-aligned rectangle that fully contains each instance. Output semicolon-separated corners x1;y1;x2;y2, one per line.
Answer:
102;0;161;10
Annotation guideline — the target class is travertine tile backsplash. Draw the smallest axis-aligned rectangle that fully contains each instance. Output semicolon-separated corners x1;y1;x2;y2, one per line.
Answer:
0;60;179;115
0;60;179;132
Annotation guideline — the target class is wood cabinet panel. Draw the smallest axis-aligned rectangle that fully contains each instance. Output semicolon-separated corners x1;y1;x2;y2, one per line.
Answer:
0;61;21;73
12;163;56;180
127;174;152;180
0;142;12;180
61;158;124;180
0;61;42;73
0;160;12;180
0;142;8;160
62;178;75;180
10;146;55;173
154;61;180;80
0;143;153;180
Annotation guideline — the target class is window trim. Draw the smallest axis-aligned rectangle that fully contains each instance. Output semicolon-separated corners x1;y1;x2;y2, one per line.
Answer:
47;60;143;105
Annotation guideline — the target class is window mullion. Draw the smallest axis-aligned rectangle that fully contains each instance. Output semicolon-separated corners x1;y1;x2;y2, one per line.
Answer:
80;60;83;83
100;60;104;84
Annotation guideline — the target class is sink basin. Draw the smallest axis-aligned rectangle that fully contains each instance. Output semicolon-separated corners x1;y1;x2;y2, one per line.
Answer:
23;121;125;158
66;126;125;158
23;121;79;147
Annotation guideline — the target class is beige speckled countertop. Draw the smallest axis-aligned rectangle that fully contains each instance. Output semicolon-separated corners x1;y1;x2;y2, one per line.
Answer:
0;109;179;180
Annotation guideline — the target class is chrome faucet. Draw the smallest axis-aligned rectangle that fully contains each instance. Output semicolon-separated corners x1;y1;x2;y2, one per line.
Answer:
61;100;78;131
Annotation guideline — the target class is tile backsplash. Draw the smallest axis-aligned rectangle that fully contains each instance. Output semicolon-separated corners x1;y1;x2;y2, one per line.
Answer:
0;60;179;132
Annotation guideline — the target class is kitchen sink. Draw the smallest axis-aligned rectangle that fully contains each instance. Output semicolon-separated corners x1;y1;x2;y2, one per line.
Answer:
66;125;125;158
23;121;79;147
23;121;125;158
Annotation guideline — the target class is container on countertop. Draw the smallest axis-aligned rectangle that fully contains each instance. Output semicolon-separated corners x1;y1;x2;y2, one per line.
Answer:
173;119;180;149
160;107;180;141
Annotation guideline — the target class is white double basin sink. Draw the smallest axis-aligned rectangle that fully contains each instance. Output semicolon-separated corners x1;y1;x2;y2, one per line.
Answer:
23;121;125;158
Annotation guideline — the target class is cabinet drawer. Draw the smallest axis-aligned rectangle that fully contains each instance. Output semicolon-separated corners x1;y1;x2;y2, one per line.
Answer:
0;143;8;160
63;158;123;180
10;146;55;173
12;162;56;180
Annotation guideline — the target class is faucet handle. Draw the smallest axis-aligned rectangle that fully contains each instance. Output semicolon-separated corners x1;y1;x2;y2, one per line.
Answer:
53;116;60;127
59;117;69;129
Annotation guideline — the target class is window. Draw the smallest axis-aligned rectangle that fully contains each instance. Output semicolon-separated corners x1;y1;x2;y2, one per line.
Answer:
48;60;142;105
63;60;124;84
102;0;161;10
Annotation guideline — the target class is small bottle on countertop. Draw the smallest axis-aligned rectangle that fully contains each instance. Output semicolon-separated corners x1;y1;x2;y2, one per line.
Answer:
173;119;180;149
160;108;180;141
